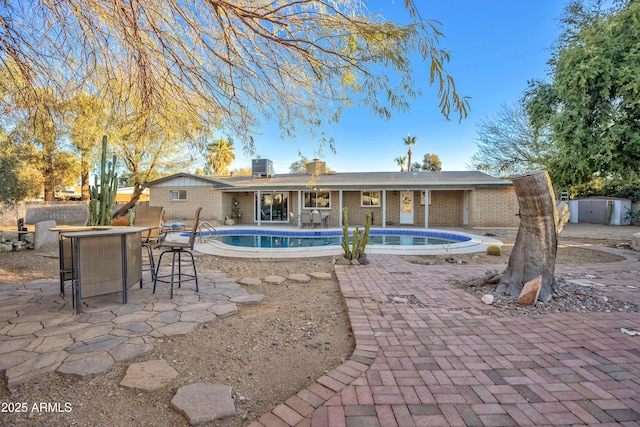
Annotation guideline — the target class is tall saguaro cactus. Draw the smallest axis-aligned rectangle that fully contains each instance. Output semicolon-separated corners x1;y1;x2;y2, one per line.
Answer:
88;135;118;226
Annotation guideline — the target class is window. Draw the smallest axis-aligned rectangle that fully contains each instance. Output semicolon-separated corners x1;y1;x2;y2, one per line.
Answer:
421;190;431;206
169;190;187;201
361;191;380;207
304;191;331;209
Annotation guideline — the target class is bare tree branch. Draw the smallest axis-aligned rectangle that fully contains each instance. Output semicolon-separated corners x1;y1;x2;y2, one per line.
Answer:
2;0;469;153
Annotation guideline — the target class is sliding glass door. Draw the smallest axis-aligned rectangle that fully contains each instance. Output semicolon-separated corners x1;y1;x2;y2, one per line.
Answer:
255;192;289;222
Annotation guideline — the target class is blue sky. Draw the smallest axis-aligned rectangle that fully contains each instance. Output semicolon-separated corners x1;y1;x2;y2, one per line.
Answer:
227;1;568;175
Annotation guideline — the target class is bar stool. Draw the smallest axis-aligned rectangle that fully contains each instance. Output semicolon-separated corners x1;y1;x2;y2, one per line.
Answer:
133;206;164;283
153;207;201;298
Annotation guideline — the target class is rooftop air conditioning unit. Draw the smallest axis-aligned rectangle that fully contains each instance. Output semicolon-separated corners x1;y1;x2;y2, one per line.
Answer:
252;159;273;178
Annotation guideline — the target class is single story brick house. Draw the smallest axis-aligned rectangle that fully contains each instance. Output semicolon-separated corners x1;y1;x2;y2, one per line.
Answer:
144;159;520;228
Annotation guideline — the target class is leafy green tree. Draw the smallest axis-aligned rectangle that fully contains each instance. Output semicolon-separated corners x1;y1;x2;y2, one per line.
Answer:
421;153;442;172
102;73;205;216
403;135;418;171
470;102;555;177
204;138;236;175
230;167;253;176
289;156;332;174
5;88;79;201
1;1;469;156
394;156;407;172
526;0;639;188
289;157;311;174
0;130;29;203
64;94;109;200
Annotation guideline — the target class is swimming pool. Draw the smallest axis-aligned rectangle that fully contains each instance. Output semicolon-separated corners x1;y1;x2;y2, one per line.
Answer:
186;227;502;258
197;229;470;248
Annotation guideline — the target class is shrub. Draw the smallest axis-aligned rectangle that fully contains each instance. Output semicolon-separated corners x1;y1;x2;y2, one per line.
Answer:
486;245;501;256
624;207;640;225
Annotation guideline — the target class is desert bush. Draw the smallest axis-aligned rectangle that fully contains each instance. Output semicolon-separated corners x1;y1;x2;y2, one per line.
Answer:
486;245;501;256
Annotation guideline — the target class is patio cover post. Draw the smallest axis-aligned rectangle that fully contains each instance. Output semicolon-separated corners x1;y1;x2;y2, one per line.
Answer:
257;190;261;226
297;190;302;227
424;189;429;228
382;190;387;228
339;190;343;226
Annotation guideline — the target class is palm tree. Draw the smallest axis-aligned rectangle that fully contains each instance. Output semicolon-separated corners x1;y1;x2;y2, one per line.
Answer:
394;156;407;172
205;138;235;175
403;134;417;171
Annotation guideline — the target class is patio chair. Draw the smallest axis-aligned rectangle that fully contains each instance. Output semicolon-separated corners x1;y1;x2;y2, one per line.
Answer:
312;211;322;228
301;211;312;228
289;212;300;227
133;205;164;282
153;207;201;298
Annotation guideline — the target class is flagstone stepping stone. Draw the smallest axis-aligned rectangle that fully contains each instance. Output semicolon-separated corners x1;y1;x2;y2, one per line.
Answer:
150;302;178;312
287;273;311;283
171;383;235;425
264;275;286;285
27;334;73;353
57;353;114;379
229;294;264;305
153;321;199;337
0;350;33;374
113;322;153;335
151;310;181;323
111;312;154;324
71;324;115;342
238;278;262;286
0;337;34;355
6;350;68;388
209;303;238;318
310;272;333;280
120;360;178;391
176;302;214;312
179;310;217;323
108;341;154;362
3;321;43;336
67;335;127;354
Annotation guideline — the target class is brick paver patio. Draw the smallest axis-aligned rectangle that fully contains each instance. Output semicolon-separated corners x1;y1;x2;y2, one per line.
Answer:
252;250;640;426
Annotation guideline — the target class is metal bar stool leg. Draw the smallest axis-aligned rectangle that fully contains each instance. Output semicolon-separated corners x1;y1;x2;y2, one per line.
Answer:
185;250;198;292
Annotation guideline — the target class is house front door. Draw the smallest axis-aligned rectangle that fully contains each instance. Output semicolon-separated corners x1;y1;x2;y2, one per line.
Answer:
400;191;414;224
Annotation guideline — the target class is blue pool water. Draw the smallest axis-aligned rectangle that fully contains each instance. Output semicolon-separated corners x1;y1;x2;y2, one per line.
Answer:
193;229;471;249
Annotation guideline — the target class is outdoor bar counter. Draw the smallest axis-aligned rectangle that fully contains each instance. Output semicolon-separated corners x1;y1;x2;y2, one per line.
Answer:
51;226;149;313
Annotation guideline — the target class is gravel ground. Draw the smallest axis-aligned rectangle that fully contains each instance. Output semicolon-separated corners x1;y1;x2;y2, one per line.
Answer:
455;275;639;318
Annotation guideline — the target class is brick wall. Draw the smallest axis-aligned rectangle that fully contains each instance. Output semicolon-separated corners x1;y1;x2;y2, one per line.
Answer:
468;187;520;227
150;186;222;222
429;190;464;226
341;191;379;226
149;185;520;228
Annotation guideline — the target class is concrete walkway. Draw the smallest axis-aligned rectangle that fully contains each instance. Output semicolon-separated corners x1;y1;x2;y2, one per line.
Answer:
251;248;640;426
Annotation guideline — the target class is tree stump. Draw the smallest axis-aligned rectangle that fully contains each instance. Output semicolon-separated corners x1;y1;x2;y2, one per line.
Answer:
496;170;567;302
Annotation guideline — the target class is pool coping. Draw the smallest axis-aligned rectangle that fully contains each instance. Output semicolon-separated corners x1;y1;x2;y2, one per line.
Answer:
190;226;503;259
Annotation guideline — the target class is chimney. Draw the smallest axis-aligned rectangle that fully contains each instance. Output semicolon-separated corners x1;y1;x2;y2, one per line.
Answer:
306;159;326;175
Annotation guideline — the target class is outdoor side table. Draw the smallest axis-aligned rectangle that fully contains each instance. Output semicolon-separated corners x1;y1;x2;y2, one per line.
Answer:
52;226;149;313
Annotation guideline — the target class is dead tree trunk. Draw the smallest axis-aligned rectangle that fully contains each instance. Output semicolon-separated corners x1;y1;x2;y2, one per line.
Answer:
112;185;144;218
496;170;567;302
